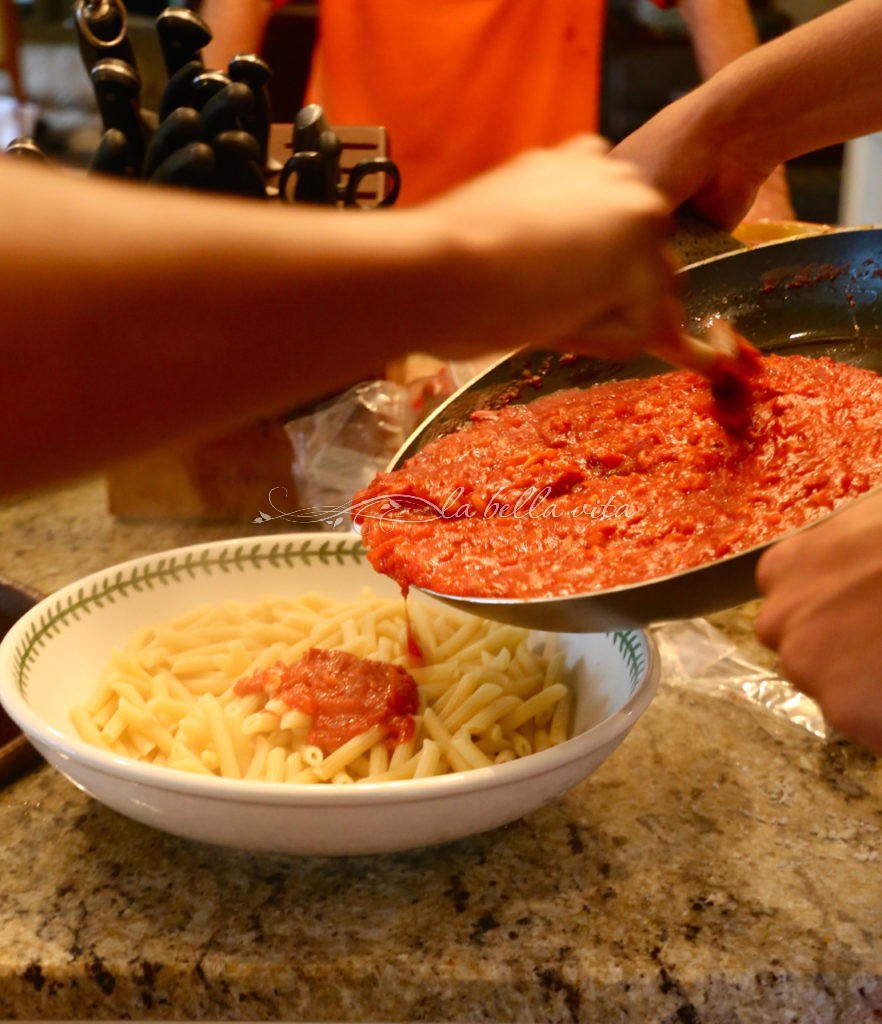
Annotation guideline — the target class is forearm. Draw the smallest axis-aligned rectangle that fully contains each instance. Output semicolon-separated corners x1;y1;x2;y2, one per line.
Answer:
1;171;471;492
684;0;882;174
613;0;882;224
199;0;274;66
1;138;679;495
677;0;760;79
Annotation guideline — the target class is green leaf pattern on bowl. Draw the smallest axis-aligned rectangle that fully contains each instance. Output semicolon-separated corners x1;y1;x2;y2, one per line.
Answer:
12;538;366;697
11;535;645;701
611;630;646;694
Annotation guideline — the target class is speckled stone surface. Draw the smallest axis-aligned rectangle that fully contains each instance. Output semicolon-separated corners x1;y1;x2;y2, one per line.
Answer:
1;479;880;1022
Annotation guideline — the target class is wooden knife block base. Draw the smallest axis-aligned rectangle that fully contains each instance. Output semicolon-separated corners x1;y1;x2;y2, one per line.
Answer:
106;417;298;524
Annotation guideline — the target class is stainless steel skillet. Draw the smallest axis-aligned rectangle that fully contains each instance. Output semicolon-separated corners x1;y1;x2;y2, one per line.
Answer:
381;227;882;632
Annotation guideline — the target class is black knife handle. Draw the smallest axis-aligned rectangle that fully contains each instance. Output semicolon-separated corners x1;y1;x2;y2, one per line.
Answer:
190;70;233;110
90;58;146;174
210;130;267;198
291;103;332;154
228;53;272;165
149;141;215;189
158;58;203;122
142;105;203;180
88;127;136;177
201;82;254;140
74;0;137;76
155;7;211;78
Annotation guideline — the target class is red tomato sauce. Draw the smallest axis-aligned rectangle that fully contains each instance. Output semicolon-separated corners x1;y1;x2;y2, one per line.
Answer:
234;649;419;754
354;355;882;599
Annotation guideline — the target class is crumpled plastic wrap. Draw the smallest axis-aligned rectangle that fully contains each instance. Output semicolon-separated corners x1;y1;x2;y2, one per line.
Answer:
284;380;417;530
283;355;504;530
652;616;830;739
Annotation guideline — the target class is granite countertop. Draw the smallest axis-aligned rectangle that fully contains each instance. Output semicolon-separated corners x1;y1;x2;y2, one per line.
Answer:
1;478;880;1022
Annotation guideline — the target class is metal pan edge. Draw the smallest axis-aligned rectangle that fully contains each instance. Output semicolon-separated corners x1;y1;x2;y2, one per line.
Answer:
383;227;882;631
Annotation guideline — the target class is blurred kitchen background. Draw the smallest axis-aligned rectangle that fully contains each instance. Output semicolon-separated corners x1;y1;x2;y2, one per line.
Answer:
2;0;877;525
0;0;871;226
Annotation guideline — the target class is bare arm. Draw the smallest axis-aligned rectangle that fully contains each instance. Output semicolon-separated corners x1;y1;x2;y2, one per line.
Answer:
677;0;760;80
199;0;274;67
614;0;882;228
677;0;793;220
0;137;681;495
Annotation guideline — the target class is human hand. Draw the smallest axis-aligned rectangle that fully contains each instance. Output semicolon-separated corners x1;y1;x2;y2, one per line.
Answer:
754;490;882;755
611;96;779;231
424;135;686;361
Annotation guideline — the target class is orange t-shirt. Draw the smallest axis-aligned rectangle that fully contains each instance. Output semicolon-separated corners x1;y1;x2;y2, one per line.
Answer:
305;0;606;205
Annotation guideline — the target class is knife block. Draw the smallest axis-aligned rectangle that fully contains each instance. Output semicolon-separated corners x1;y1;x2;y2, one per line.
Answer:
106;416;299;523
107;123;394;523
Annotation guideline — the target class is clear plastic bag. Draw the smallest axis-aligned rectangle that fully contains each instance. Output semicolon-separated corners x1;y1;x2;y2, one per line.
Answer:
281;353;506;530
653;615;829;739
284;381;412;530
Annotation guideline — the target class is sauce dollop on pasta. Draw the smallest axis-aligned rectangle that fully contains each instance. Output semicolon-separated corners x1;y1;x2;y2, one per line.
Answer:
235;648;419;754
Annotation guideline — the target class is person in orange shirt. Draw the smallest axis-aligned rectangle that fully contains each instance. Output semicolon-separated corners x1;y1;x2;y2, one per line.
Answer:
200;0;793;212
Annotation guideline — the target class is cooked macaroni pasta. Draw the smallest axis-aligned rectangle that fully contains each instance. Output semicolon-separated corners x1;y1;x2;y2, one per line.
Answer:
70;589;572;784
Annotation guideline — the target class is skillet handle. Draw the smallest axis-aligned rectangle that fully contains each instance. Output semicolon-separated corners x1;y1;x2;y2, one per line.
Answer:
671;212;746;267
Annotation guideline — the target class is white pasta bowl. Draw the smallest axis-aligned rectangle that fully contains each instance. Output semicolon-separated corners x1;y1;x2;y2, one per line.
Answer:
0;533;659;855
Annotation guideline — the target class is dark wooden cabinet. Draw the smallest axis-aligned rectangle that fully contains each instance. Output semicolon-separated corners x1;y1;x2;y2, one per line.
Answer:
261;0;317;123
600;0;792;142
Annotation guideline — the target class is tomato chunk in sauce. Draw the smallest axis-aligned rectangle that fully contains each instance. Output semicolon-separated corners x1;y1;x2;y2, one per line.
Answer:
235;649;419;754
353;354;882;599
